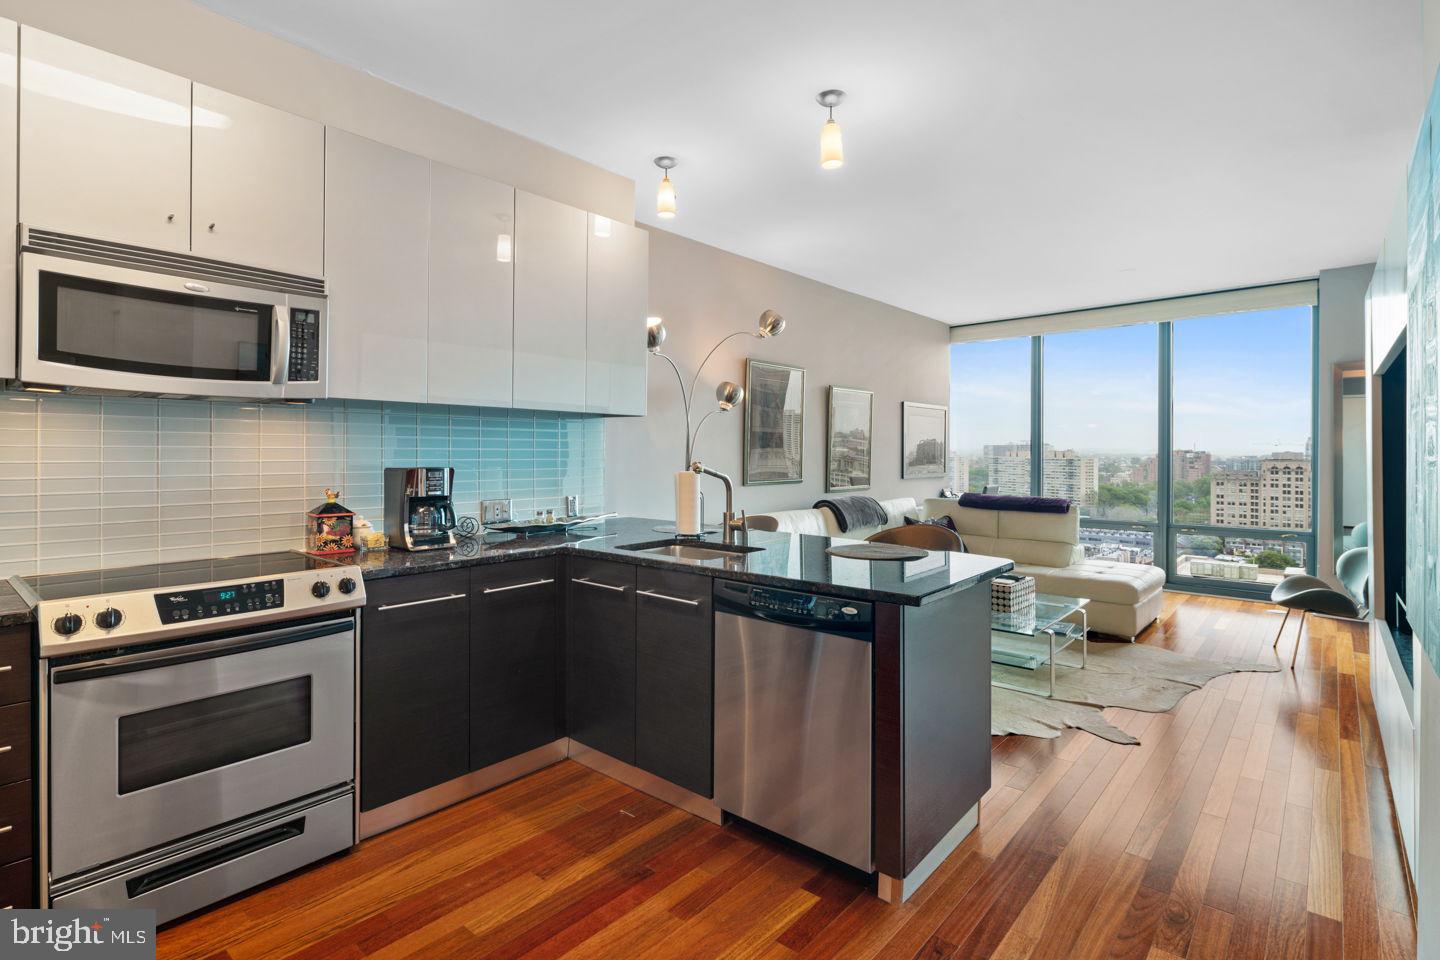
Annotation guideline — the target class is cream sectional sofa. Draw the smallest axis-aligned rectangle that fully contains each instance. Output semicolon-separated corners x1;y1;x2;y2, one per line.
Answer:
920;498;1164;640
747;496;1165;639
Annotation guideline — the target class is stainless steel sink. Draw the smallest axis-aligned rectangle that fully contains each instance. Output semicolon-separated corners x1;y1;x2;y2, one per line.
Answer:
617;538;763;563
639;544;749;562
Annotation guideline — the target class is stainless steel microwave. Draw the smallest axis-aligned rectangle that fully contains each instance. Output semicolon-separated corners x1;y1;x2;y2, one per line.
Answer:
17;226;327;400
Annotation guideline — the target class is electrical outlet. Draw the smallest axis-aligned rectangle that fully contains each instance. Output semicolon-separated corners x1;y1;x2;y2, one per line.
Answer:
481;499;513;525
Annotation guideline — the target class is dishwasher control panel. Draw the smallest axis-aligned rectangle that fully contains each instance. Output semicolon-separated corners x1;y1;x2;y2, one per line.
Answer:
749;587;868;623
714;580;873;637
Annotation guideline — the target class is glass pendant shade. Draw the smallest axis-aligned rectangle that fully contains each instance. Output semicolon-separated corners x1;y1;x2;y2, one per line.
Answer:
820;118;844;169
657;173;677;218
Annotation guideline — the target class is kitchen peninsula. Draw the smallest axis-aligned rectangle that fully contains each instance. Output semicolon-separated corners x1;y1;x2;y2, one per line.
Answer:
348;516;1010;904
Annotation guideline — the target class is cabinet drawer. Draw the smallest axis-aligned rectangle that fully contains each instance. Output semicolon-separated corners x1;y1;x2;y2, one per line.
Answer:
0;858;32;909
0;629;30;707
365;569;470;615
0;780;31;866
0;703;29;787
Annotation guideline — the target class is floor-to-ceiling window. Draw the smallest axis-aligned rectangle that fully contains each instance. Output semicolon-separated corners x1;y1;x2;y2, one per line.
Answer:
947;295;1317;598
1042;324;1159;566
1169;306;1314;589
949;338;1032;494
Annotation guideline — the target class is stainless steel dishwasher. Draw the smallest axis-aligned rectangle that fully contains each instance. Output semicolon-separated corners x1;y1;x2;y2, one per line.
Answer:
713;579;873;871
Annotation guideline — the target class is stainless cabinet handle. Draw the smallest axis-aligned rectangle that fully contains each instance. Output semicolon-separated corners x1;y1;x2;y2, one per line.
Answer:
573;578;627;593
0;746;11;755
0;825;11;835
482;577;555;594
375;593;467;611
0;665;11;674
636;589;700;607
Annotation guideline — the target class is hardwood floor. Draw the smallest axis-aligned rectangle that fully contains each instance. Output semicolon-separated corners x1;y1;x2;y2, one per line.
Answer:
159;594;1416;960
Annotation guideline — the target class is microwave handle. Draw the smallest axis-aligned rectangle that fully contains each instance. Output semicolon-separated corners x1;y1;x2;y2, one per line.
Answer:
271;306;291;386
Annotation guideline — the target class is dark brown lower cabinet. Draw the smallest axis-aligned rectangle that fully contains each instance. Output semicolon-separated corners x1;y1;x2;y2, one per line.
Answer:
360;570;470;811
634;569;713;797
565;558;637;764
0;623;33;908
469;559;562;770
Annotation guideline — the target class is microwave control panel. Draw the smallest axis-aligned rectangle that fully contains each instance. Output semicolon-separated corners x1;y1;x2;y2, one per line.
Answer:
287;309;321;382
155;579;284;624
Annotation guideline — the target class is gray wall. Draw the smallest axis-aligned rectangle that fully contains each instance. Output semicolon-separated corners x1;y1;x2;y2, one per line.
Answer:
0;0;634;221
605;228;950;521
1316;263;1375;585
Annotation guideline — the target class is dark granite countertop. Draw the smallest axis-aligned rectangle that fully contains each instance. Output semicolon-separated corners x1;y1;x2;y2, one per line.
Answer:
346;516;1013;606
0;580;31;627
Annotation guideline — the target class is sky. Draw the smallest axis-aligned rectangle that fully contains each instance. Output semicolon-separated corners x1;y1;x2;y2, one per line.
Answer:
948;306;1313;459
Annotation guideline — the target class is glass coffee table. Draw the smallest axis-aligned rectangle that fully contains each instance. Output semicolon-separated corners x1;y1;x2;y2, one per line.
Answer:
991;594;1089;698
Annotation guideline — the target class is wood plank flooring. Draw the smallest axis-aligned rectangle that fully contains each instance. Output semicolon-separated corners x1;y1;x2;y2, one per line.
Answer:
158;594;1416;960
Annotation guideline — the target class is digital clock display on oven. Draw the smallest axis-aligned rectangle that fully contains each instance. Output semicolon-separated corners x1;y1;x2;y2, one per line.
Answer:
154;578;285;624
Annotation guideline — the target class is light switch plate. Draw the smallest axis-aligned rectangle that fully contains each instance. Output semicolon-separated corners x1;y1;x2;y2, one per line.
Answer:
481;499;513;525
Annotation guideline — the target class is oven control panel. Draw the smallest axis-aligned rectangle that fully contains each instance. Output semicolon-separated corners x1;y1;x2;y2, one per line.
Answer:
33;564;367;658
154;578;285;624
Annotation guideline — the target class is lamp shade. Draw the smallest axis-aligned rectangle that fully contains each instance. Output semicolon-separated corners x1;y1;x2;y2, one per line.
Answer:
715;381;744;410
657;174;677;218
820;118;844;169
646;316;666;352
757;309;786;338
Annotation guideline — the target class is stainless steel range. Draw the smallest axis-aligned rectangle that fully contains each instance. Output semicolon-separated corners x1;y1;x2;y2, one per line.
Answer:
13;552;366;924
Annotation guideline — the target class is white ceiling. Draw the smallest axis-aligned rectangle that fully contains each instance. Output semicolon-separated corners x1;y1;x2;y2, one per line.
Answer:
195;0;1423;324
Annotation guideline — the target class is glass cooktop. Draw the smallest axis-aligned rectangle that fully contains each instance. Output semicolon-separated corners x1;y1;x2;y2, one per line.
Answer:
17;551;341;601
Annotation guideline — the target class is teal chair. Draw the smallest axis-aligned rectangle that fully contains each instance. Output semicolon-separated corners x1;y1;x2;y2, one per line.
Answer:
1343;522;1369;552
1270;547;1369;669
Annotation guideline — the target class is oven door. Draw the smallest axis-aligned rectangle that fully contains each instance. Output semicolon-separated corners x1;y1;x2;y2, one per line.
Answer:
47;617;356;881
19;252;293;399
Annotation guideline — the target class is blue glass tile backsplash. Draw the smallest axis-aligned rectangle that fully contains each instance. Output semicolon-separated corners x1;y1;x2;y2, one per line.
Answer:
0;391;605;575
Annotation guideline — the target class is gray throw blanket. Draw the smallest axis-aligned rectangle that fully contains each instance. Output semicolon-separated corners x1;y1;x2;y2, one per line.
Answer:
813;495;888;533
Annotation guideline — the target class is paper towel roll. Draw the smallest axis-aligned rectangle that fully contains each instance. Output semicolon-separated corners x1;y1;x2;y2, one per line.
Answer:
674;470;702;536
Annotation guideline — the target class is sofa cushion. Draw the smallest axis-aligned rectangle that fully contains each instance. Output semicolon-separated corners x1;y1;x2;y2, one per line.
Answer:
1013;558;1166;606
756;497;919;540
995;537;1080;569
996;507;1078;545
921;500;998;540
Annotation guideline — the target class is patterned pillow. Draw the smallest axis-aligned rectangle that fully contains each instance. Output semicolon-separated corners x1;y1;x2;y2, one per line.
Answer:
903;515;965;551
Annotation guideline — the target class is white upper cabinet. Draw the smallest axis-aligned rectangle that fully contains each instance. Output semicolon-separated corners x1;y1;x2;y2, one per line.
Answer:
19;27;190;250
513;191;587;412
585;215;648;415
427;162;514;408
324;128;430;403
191;84;324;276
0;20;15;379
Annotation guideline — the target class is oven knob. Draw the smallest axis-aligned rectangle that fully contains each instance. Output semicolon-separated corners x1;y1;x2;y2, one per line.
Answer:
311;581;331;599
338;577;357;595
95;607;124;631
53;612;83;636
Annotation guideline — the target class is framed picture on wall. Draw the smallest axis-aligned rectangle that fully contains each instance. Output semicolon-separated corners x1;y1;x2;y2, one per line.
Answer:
826;386;873;491
743;359;805;485
901;401;948;480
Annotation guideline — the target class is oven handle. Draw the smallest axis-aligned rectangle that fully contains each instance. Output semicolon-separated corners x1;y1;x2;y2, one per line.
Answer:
51;618;354;684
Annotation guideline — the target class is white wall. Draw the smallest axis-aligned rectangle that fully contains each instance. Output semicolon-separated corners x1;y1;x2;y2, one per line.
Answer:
1342;393;1367;528
605;228;950;521
1317;263;1374;584
0;0;634;222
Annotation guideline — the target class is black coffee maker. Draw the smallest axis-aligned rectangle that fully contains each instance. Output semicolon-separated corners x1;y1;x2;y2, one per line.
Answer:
384;467;458;551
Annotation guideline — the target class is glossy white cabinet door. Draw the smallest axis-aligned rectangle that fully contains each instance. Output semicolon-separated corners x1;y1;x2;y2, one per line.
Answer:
192;85;324;276
513;191;587;412
19;27;190;250
0;20;16;379
324;128;430;403
428;162;514;407
585;215;649;415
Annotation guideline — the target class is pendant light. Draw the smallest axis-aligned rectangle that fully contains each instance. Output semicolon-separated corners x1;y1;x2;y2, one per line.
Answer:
817;90;845;170
654;156;678;218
